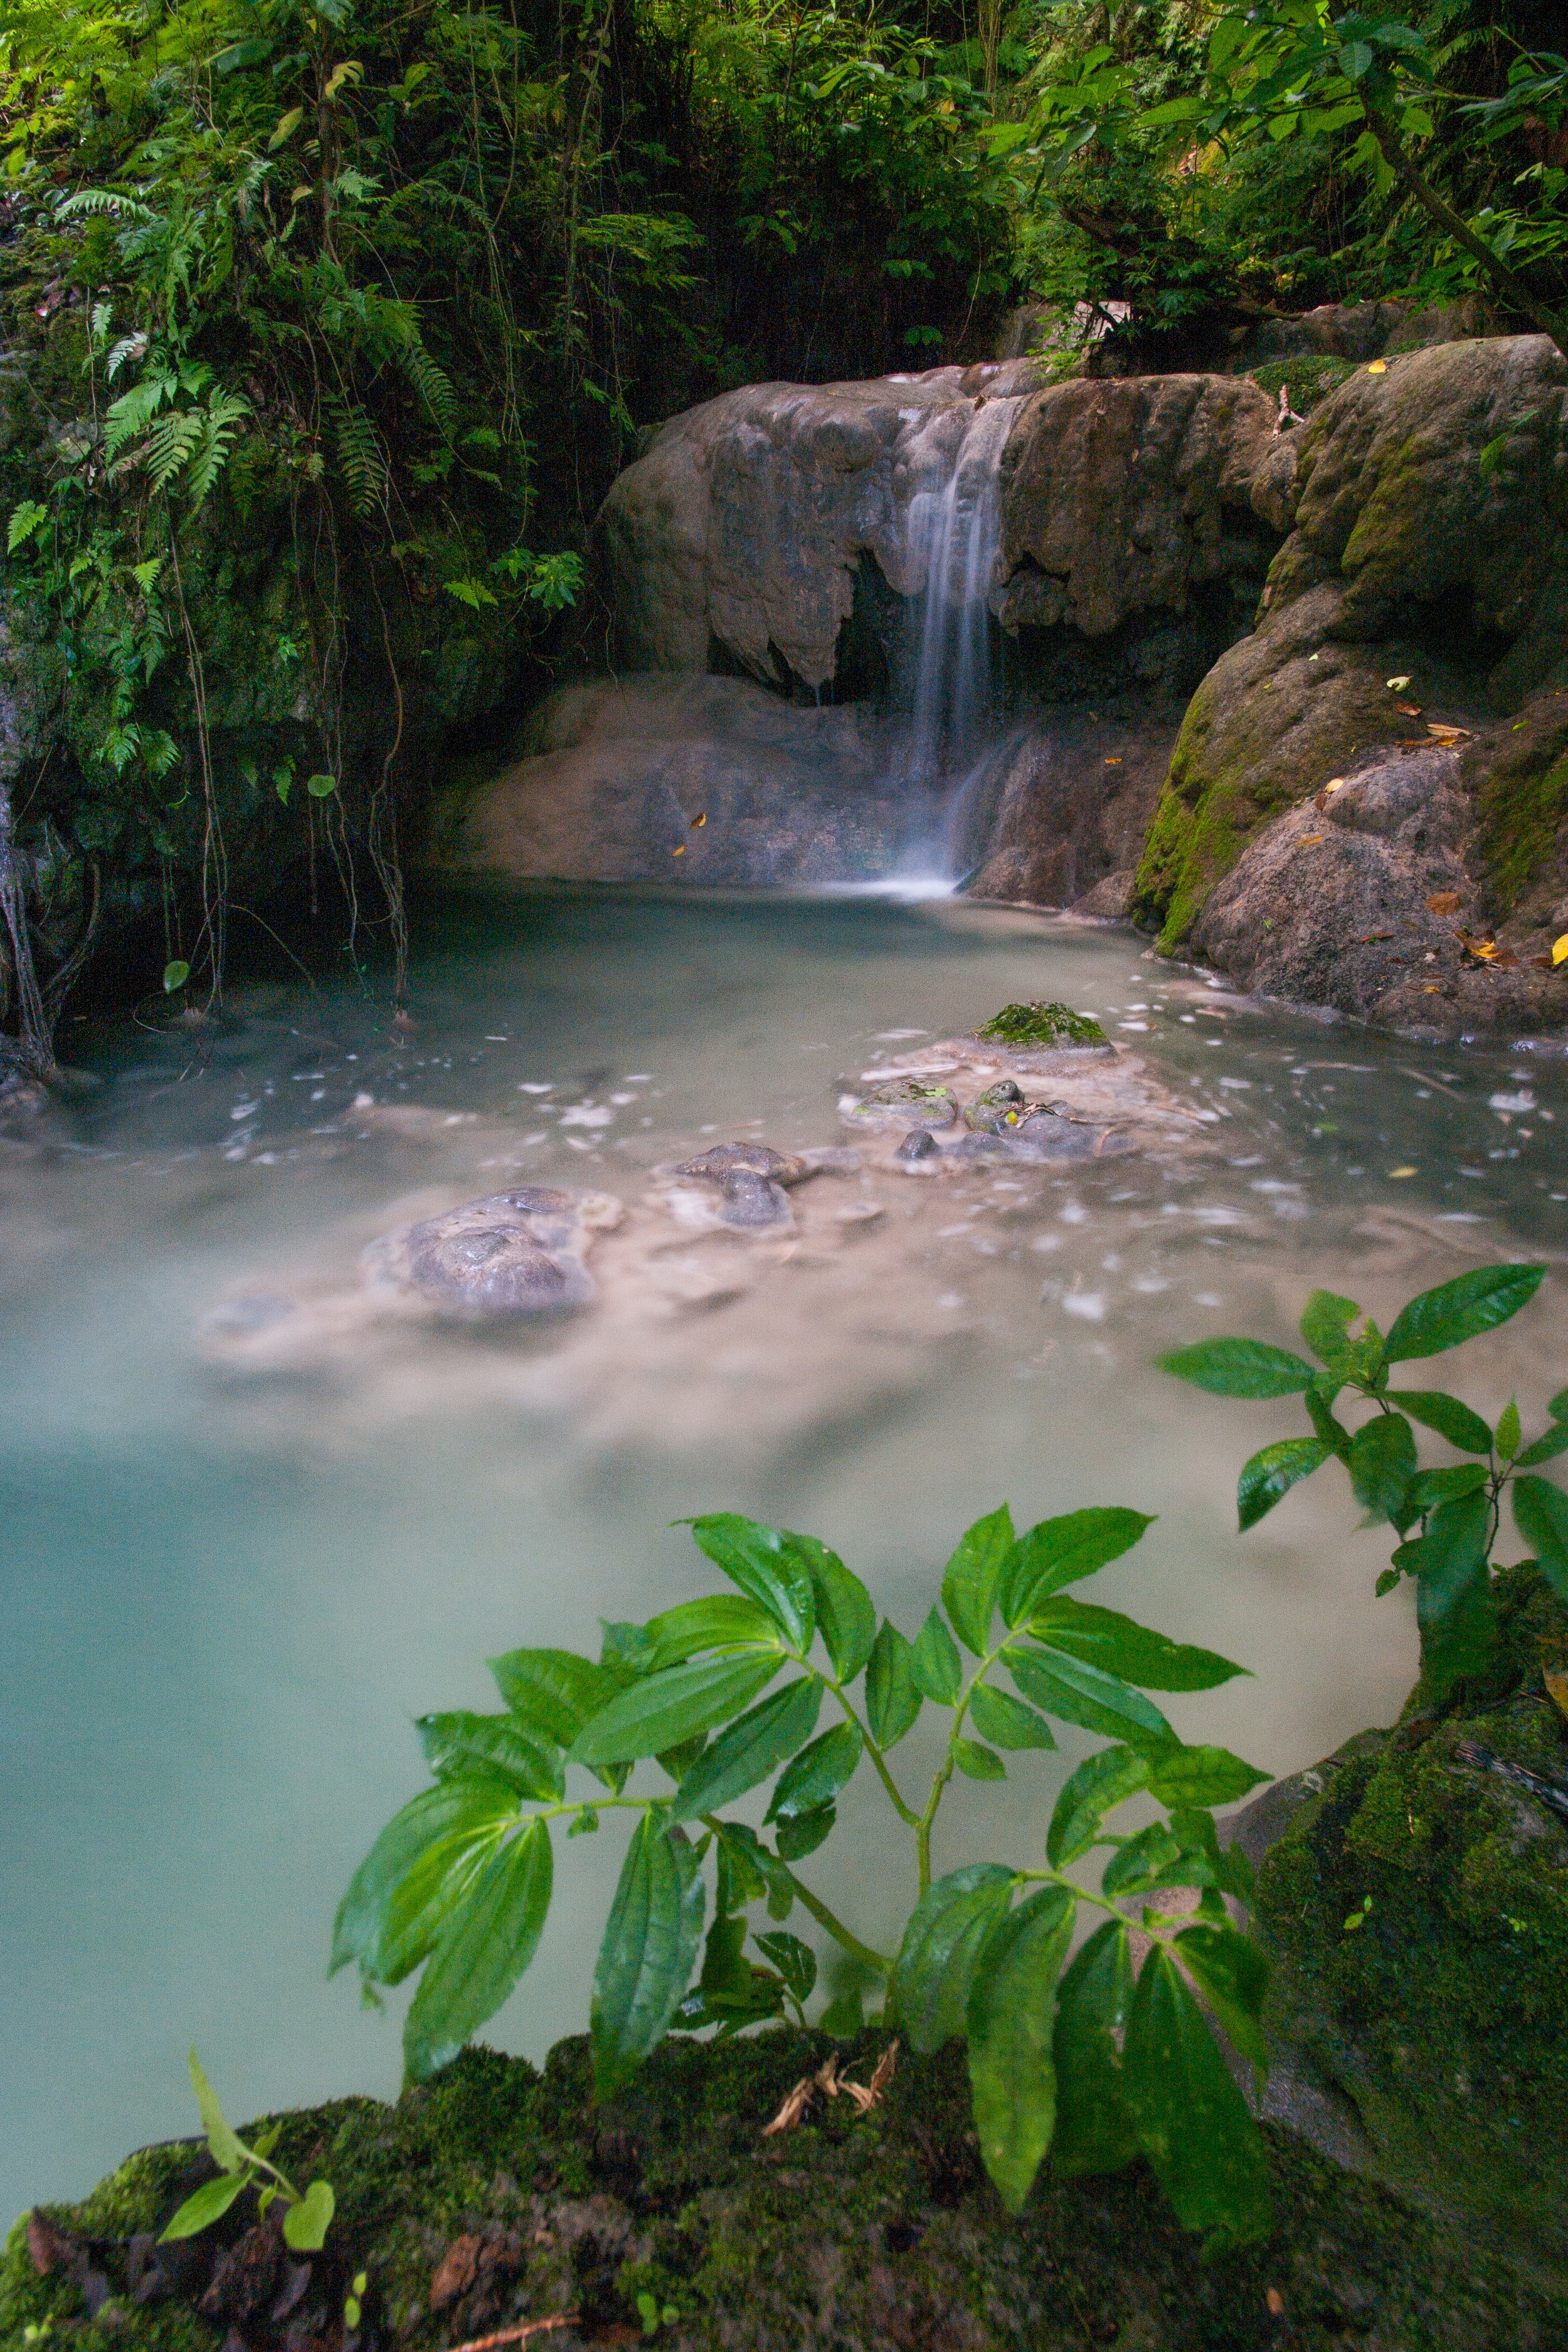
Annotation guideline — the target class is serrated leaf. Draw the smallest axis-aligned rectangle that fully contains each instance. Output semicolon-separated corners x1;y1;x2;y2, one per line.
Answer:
755;1930;817;2003
968;1682;1056;1750
401;1814;555;2080
331;1780;516;1982
416;1712;562;1801
1387;1390;1494;1454
1382;1264;1544;1364
967;1887;1074;2210
953;1738;1007;1779
1121;1949;1272;2250
800;1539;877;1682
891;1865;1016;2052
158;2169;249;2242
1237;1436;1332;1530
685;1514;815;1650
911;1606;963;1703
1006;1644;1173;1753
766;1720;862;1821
1001;1508;1155;1624
569;1653;781;1766
637;1595;781;1671
1146;1745;1269;1809
1052;1921;1139;2178
591;1813;705;2094
1173;1924;1269;2069
669;1677;822;1823
487;1648;621;1748
1047;1745;1150;1868
282;2180;334;2252
1157;1338;1314;1398
865;1620;922;1749
1348;1413;1417;1527
774;1802;836;1859
188;2050;248;2175
1299;1290;1360;1368
941;1504;1014;1653
714;1820;794;1920
1514;1475;1568;1604
1028;1597;1246;1691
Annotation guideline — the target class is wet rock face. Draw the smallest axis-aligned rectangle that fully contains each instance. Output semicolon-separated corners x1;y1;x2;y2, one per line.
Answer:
371;1189;601;1316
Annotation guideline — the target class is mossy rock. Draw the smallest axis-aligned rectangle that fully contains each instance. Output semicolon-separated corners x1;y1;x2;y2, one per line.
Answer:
1245;358;1357;418
974;1002;1107;1048
1254;1566;1568;2282
6;2031;1565;2352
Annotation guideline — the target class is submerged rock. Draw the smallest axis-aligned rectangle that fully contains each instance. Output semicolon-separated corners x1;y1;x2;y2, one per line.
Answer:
714;1169;792;1227
962;1077;1027;1133
364;1187;613;1317
677;1142;807;1186
843;1077;960;1130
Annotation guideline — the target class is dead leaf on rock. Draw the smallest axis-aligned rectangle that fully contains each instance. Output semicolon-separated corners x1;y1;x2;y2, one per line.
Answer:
430;2236;483;2310
1426;721;1471;743
1426;891;1461;915
1298;833;1325;846
1359;931;1396;944
1103;756;1122;766
1395;702;1423;716
761;2041;900;2136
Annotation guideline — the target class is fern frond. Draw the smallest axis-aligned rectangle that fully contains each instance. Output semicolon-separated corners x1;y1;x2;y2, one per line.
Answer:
56;188;156;224
398;335;457;438
103;369;175;464
327;395;389;519
184;392;251;508
147;408;204;491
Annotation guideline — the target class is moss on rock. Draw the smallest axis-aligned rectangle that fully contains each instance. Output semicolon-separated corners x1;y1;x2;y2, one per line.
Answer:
974;1002;1107;1047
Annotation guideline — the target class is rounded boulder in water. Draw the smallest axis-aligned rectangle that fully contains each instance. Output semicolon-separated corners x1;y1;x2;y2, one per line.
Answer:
716;1169;792;1227
963;1078;1027;1135
845;1078;958;1130
677;1142;807;1186
894;1126;939;1165
370;1188;604;1316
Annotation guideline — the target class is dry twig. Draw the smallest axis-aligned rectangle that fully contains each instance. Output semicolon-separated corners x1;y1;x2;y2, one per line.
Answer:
443;2312;578;2352
761;2042;899;2135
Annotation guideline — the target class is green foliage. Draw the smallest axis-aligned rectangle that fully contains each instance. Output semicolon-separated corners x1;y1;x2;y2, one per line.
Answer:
1162;1263;1564;1702
338;1504;1273;2248
161;2048;335;2250
975;1000;1108;1047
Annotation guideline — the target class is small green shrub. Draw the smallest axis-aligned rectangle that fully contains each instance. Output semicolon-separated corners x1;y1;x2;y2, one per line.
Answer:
975;1002;1108;1047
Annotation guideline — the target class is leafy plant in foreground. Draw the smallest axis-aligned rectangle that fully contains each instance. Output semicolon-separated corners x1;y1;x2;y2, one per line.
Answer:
1161;1261;1565;1702
336;1506;1273;2249
159;2049;334;2249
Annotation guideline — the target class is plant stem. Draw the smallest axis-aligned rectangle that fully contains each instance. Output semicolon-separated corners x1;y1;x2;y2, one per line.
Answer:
827;1682;918;1826
782;1873;895;1976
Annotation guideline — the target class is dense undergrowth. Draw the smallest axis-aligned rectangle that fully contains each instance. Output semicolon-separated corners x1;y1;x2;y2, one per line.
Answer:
0;0;1564;1051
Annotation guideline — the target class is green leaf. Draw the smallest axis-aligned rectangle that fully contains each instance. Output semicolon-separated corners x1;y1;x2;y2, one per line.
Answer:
685;1515;815;1651
281;2180;334;2252
1146;1745;1269;1809
1348;1413;1417;1527
399;1815;553;2080
1001;1508;1155;1624
1513;1424;1568;1470
1028;1598;1246;1691
569;1654;781;1766
1496;1399;1522;1462
637;1596;781;1671
1047;1745;1150;1868
1157;1338;1314;1397
1299;1290;1359;1369
162;959;191;993
699;1909;750;1996
331;1781;517;1981
953;1738;1007;1780
1006;1645;1173;1754
1121;1949;1272;2251
800;1540;877;1682
1393;1488;1491;1617
941;1504;1014;1653
1409;1463;1488;1512
774;1803;837;1859
967;1887;1074;2211
158;2169;250;2242
305;772;337;798
1237;1436;1332;1530
911;1606;963;1703
1550;1388;1568;1424
416;1712;562;1801
1513;1475;1568;1603
754;1930;817;2003
591;1813;706;2094
766;1720;863;1821
188;2048;248;2175
669;1677;822;1822
488;1648;622;1748
1173;1924;1269;2069
714;1821;794;1920
865;1621;923;1749
7;499;49;554
1387;1391;1495;1454
968;1682;1056;1751
891;1865;1016;2052
368;1803;517;1988
1101;1821;1187;1897
1382;1264;1544;1364
1305;1381;1353;1459
1051;1921;1140;2178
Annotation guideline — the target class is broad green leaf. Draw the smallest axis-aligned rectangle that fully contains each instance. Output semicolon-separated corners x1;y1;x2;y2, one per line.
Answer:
941;1504;1015;1654
967;1887;1074;2210
1496;1399;1522;1462
569;1653;780;1766
1387;1390;1494;1454
1513;1474;1568;1603
1513;1423;1568;1470
1173;1924;1269;2070
1417;1562;1498;1703
159;2169;249;2242
1047;1744;1150;1867
281;2180;334;2252
1147;1745;1269;1809
1006;1645;1173;1754
1051;1921;1139;2178
1305;1382;1353;1459
714;1820;794;1920
371;1808;517;1988
188;2048;248;2176
1001;1508;1155;1624
1029;1598;1246;1691
1157;1338;1314;1398
1121;1949;1272;2250
800;1540;877;1683
637;1595;780;1671
1101;1821;1188;1897
1551;1387;1568;1424
1299;1290;1359;1369
699;1909;750;1996
765;1720;862;1821
331;1780;517;1981
774;1803;837;1859
1392;1488;1491;1621
911;1606;963;1703
1382;1264;1544;1364
1348;1413;1417;1527
953;1738;1007;1780
416;1712;562;1801
968;1682;1056;1750
755;1929;817;2002
669;1677;822;1823
891;1865;1016;2052
591;1813;706;2094
1409;1463;1488;1512
865;1620;922;1749
1237;1436;1332;1530
488;1648;621;1747
162;958;191;993
685;1514;815;1651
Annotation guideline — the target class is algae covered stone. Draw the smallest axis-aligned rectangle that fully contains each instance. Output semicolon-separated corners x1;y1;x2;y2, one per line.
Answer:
974;1002;1108;1049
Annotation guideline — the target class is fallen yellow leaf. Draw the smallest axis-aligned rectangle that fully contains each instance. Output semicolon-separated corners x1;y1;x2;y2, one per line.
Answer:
1545;1669;1568;1719
672;844;686;856
691;812;707;828
1298;834;1325;845
1325;777;1345;792
1426;891;1461;915
1385;675;1411;691
1554;935;1568;965
1104;756;1123;765
1367;359;1388;374
1388;1167;1417;1179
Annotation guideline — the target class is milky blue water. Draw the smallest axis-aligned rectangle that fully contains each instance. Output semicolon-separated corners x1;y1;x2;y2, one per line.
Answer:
3;882;1564;2223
